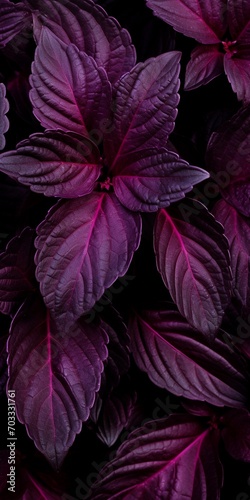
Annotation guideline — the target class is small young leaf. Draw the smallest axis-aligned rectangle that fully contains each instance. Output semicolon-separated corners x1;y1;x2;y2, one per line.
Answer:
185;45;224;91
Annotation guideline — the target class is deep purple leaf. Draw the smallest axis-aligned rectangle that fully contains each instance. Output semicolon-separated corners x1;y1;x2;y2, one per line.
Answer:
227;0;250;39
0;228;36;316
0;0;31;48
185;45;224;90
0;131;101;198
224;46;250;103
221;409;250;462
0;83;9;151
104;51;181;169
92;414;223;499
154;200;232;338
113;148;209;212
7;295;108;469
146;0;226;44
206;104;250;216
129;308;248;407
35;192;141;328
30;28;112;136
27;0;136;84
96;388;136;447
212;199;250;309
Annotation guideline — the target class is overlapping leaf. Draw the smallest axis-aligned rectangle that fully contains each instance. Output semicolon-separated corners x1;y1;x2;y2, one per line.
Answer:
206;105;250;216
129;308;248;407
35;192;142;328
92;414;223;499
154;200;232;338
0;228;36;316
0;83;9;151
27;0;136;83
113;148;209;212
0;0;31;48
146;0;226;44
7;295;109;469
185;45;224;90
213;199;250;309
0;131;101;198
104;51;181;169
30;28;112;136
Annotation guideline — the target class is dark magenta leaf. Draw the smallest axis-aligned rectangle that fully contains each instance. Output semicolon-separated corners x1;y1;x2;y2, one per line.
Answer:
212;199;250;309
221;409;250;462
185;45;224;90
35;192;142;328
0;228;36;316
7;295;109;469
154;200;232;339
19;469;62;499
129;308;248;407
113;148;209;212
30;28;112;136
28;0;136;84
0;83;9;151
146;0;226;44
92;414;223;499
0;0;31;48
104;51;181;169
0;131;101;198
223;40;250;103
227;0;250;39
206;105;250;216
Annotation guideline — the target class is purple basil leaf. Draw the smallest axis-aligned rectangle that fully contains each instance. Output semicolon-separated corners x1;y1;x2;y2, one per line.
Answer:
27;0;136;84
212;199;250;309
30;27;112;136
7;294;109;469
96;388;137;447
35;192;142;328
185;45;224;90
227;0;250;39
0;131;101;198
0;228;36;316
91;414;223;499
223;42;250;103
113;148;209;212
146;0;226;44
0;83;9;151
129;308;248;407
221;408;250;462
154;200;232;339
0;0;31;48
104;51;181;170
206;104;250;216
